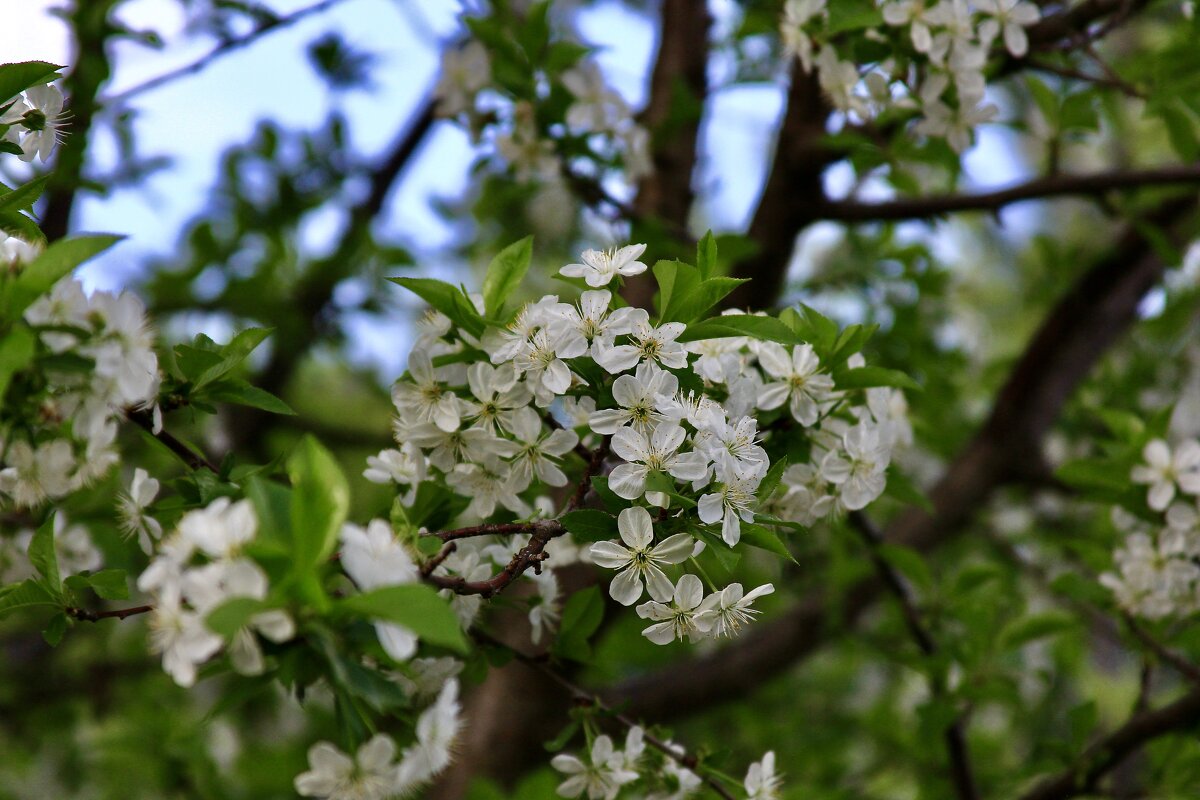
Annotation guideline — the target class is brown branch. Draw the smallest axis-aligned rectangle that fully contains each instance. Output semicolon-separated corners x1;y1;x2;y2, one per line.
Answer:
126;407;219;473
851;512;979;800
726;67;832;310
66;604;153;622
100;0;349;108
818;165;1200;222
621;0;712;310
425;520;547;544
606;195;1197;721
1018;685;1200;800
423;520;564;598
475;630;737;800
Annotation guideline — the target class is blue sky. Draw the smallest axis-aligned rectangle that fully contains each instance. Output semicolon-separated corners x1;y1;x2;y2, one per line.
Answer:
10;0;1032;372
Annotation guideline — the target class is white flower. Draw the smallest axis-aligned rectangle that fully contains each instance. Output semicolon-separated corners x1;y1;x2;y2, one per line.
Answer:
650;746;702;800
1101;532;1200;619
178;497;257;560
561;62;632;134
554;289;638;357
460;362;531;434
695;414;768;477
686;334;745;384
117;468;162;554
757;342;835;426
24;276;87;351
435;40;490;117
744;751;783;800
341;520;421;661
393;349;461;432
697;465;762;546
514;328;588;406
882;0;938;52
595;309;689;373
0;438;77;507
529;568;561;645
821;423;891;511
396;679;463;788
88;289;161;407
147;584;224;687
295;735;401;800
560;244;649;288
976;0;1040;57
620;726;645;773
914;91;998;153
635;573;713;645
588;506;695;605
608;423;710;502
551;734;639;800
1131;439;1200;512
1;84;69;162
780;0;827;72
697;583;775;637
816;47;867;117
363;444;426;492
508;406;580;487
481;295;571;364
407;422;517;473
446;458;530;519
589;362;679;435
181;559;294;675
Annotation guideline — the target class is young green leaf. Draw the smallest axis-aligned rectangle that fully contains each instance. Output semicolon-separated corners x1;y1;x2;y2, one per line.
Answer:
336;584;469;653
287;435;350;571
481;235;533;319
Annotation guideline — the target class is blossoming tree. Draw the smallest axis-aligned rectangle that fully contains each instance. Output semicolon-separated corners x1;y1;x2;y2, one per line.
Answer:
4;1;1200;798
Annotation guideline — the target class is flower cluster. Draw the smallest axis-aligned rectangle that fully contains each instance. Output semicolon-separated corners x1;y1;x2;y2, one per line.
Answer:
781;0;1041;152
1;270;162;509
0;511;102;583
1102;438;1200;619
434;20;651;204
551;725;781;800
136;498;296;686
295;679;463;800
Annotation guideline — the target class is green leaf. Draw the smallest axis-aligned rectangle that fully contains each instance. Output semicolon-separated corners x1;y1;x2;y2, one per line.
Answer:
696;230;718;279
202;378;296;415
999;612;1076;650
0;61;62;106
403;481;468;531
739;523;797;563
588;476;624;513
389;277;485;338
877;543;933;592
287;435;350;572
0;208;45;244
28;515;61;596
1055;459;1130;493
6;234;122;316
758;456;788;502
673;277;748;324
64;569;130;601
336;584;468;653
833;366;922;392
42;612;69;646
0;579;58;619
676;314;804;345
559;509;618;542
652;259;693;322
481;236;533;319
0;175;50;214
552;586;605;662
0;324;35;401
206;597;270;638
193;328;273;390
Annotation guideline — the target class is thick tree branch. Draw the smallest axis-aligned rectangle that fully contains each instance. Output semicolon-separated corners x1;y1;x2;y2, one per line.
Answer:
621;0;712;310
725;68;832;309
606;196;1197;721
819;165;1200;222
1018;685;1200;800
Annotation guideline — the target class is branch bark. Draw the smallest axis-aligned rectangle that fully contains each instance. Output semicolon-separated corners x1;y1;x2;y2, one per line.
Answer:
606;195;1198;721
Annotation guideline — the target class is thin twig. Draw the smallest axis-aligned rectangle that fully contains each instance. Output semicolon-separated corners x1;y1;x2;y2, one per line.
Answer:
67;604;154;622
475;630;738;800
126;408;219;473
850;511;980;800
100;0;351;108
820;164;1200;222
424;521;546;543
1025;57;1144;97
1122;614;1200;685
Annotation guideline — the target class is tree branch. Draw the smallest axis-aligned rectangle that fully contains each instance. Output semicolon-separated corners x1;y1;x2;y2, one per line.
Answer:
475;630;738;800
126;407;219;473
851;511;979;800
67;604;154;622
100;0;349;108
606;195;1197;721
818;165;1200;222
1018;685;1200;800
